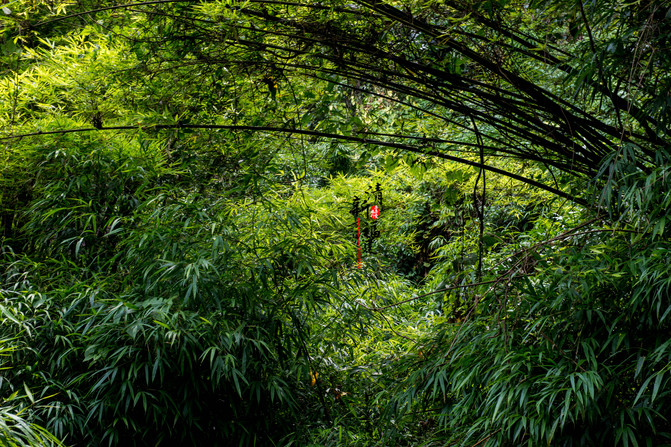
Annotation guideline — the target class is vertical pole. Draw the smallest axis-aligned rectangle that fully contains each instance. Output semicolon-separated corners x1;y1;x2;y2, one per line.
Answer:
357;217;361;269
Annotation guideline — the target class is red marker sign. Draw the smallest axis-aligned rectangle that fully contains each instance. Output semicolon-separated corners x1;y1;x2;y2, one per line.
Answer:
370;205;380;220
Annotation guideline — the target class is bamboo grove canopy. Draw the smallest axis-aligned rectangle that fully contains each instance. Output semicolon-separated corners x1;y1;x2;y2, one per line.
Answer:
2;2;671;446
1;0;670;206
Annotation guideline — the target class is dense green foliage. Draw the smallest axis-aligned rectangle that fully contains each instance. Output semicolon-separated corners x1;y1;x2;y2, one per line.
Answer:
1;1;670;446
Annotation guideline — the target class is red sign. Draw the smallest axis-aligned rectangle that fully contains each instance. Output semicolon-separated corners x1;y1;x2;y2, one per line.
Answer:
370;205;380;220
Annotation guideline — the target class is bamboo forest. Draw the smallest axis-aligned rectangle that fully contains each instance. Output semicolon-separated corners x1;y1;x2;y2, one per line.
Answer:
1;1;671;445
